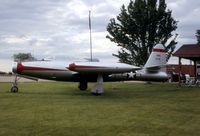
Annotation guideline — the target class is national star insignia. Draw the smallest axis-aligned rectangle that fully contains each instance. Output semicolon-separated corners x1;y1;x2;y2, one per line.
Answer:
127;72;135;79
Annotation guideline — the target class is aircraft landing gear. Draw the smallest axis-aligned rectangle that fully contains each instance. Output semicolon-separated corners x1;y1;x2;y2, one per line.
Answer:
11;75;19;93
11;85;18;93
91;74;103;95
78;81;88;90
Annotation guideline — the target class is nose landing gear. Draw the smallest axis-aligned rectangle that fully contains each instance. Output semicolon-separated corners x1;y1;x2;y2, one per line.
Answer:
11;75;19;93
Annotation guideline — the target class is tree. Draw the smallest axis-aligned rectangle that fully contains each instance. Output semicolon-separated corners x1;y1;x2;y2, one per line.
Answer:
196;29;200;44
107;0;178;66
13;53;36;62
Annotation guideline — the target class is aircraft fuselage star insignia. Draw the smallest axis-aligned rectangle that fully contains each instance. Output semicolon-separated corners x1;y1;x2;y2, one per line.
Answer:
127;72;135;79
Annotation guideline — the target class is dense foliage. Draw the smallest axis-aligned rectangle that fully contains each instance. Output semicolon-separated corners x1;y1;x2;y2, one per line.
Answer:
107;0;178;66
13;53;35;62
196;29;200;44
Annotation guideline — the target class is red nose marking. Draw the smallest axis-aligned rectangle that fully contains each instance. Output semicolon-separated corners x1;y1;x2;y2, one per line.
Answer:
17;62;23;74
68;63;76;71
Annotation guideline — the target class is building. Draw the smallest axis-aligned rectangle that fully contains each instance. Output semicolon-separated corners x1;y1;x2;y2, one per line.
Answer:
173;44;200;82
167;64;195;76
0;71;6;75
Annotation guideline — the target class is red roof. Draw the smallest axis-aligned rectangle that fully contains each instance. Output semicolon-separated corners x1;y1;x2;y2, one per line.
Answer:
173;44;200;61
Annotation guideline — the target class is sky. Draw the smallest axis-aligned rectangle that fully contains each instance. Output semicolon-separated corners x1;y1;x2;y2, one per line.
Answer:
0;0;200;72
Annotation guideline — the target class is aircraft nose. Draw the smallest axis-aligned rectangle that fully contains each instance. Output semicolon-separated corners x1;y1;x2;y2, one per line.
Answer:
12;62;17;73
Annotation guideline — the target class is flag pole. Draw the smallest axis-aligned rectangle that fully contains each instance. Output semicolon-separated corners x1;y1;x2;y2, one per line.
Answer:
89;10;93;61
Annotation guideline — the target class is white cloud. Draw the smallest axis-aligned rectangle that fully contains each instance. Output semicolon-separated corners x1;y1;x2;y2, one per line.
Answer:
1;35;30;44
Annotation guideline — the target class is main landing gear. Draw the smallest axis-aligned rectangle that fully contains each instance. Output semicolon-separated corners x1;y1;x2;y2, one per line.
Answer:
78;81;88;91
78;74;104;95
11;75;19;93
91;74;103;95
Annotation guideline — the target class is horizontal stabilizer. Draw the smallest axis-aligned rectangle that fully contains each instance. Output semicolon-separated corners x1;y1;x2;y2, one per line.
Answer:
145;65;166;73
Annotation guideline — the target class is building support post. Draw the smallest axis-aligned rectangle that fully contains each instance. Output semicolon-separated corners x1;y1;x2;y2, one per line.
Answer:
194;60;197;82
178;57;182;86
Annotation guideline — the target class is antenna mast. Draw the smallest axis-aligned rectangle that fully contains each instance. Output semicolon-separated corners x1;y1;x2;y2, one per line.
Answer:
89;10;93;61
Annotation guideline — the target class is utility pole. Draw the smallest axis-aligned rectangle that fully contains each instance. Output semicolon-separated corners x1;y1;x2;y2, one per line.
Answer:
89;10;93;61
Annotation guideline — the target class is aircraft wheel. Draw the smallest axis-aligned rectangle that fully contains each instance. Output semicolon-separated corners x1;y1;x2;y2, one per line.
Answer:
11;86;18;93
78;82;88;90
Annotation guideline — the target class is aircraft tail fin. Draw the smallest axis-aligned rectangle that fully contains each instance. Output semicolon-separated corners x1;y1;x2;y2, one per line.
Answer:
144;44;167;73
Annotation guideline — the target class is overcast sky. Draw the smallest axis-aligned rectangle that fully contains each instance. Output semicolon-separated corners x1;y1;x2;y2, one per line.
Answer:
0;0;200;72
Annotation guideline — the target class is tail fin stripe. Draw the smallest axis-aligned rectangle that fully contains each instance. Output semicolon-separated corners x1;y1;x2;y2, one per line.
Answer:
152;48;166;53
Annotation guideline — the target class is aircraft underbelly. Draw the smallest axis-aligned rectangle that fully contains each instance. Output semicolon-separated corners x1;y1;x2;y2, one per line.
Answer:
135;72;168;81
21;70;75;81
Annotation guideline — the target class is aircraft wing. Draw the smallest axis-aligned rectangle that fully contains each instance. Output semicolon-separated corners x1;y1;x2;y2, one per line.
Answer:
145;65;166;73
67;62;141;74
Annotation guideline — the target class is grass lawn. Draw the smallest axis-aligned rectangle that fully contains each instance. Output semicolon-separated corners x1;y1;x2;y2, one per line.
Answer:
0;82;200;136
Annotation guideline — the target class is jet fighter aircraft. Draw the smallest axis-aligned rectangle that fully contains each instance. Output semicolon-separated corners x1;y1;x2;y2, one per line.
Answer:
12;44;168;94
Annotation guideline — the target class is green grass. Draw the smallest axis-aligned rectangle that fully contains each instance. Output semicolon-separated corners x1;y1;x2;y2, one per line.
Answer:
0;82;200;136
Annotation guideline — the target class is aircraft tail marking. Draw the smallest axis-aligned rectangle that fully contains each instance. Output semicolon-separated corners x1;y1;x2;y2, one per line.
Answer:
144;44;167;72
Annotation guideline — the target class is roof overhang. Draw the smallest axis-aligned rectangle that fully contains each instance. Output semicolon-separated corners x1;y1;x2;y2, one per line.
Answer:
173;44;200;61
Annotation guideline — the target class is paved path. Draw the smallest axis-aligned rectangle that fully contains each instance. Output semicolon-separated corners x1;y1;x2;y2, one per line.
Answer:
0;75;49;83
